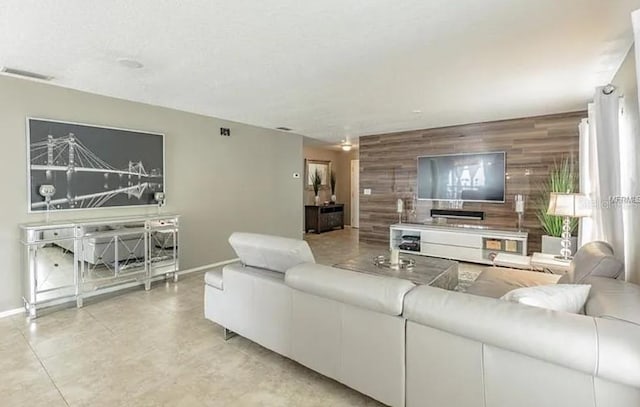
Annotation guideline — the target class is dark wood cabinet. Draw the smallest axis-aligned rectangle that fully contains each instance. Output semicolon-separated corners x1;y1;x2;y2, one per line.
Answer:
305;204;344;234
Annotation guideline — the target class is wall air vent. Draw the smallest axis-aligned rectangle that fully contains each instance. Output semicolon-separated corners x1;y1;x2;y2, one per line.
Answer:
0;67;53;81
276;127;292;131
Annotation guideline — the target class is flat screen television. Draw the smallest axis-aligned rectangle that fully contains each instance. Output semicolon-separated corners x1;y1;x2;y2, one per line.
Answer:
417;152;506;203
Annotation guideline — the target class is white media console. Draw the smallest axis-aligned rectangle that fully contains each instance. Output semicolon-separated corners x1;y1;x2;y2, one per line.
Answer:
390;222;528;265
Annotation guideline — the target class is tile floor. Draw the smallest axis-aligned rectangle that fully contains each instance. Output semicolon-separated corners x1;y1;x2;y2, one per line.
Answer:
1;228;484;406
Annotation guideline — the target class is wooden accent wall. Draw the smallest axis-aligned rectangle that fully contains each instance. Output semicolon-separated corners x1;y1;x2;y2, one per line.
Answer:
358;111;584;253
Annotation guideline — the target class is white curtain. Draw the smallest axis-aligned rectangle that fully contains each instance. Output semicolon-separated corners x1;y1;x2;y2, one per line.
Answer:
619;92;639;284
578;88;625;267
594;89;625;261
578;114;595;245
626;10;640;283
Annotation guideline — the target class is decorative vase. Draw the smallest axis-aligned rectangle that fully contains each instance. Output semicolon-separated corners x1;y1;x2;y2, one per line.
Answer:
314;195;319;205
331;194;336;203
541;235;577;256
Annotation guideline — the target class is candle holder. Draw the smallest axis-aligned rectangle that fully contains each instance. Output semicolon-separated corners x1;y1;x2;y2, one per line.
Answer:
514;194;525;230
397;198;404;223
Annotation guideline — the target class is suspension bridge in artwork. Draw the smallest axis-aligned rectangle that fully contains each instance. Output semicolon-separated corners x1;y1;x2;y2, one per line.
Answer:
30;133;163;209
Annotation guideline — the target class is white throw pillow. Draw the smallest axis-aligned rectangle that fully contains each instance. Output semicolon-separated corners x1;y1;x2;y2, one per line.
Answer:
501;284;591;314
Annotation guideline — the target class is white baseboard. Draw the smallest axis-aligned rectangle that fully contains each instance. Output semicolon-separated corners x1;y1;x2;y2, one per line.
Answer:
178;258;239;275
0;307;25;319
0;258;240;320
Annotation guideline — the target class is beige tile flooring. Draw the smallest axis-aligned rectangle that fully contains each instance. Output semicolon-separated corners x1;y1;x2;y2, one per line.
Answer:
1;228;483;406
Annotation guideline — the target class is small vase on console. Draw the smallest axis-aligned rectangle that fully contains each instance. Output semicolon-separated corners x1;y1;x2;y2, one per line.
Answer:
314;195;320;205
330;171;337;204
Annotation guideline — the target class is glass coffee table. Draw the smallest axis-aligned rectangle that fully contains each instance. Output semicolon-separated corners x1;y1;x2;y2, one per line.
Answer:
334;252;459;290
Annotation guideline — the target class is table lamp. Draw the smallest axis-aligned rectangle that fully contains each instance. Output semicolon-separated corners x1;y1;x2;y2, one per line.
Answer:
546;192;590;261
39;184;56;223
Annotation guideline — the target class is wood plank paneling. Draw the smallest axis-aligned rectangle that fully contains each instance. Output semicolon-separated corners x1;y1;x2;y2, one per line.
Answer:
358;111;584;254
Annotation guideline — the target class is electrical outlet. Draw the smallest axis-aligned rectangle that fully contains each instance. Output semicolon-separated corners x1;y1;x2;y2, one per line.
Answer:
364;188;372;195
220;127;230;136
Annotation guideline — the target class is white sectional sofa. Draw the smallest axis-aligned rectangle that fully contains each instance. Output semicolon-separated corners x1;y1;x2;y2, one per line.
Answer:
204;234;640;407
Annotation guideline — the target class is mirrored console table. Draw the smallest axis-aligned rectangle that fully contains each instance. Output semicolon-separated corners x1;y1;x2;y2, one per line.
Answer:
20;214;180;318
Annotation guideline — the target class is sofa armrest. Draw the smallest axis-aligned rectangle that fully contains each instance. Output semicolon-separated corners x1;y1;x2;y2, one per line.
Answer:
204;269;223;289
570;241;624;282
585;276;640;325
404;285;598;375
286;263;415;316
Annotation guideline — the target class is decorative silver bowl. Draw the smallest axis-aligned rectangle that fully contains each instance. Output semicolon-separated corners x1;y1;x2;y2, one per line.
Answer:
373;255;415;270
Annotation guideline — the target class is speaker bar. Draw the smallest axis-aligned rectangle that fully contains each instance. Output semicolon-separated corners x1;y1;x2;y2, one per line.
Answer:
430;209;485;221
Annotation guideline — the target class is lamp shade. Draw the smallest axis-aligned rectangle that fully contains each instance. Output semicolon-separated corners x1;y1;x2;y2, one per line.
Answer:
547;193;590;217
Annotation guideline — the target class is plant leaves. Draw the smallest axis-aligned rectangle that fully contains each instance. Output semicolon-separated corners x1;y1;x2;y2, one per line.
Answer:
535;156;578;237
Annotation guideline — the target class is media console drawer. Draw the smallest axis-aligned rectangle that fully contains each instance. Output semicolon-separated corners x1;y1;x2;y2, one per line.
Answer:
420;229;483;248
420;242;484;264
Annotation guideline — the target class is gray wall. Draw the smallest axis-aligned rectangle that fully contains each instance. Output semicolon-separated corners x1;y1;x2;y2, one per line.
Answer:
611;46;640;284
0;75;303;312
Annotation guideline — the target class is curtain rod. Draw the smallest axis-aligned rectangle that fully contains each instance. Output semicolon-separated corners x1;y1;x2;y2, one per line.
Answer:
603;84;616;95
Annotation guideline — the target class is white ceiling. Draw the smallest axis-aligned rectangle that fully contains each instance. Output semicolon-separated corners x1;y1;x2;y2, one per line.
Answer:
1;1;639;142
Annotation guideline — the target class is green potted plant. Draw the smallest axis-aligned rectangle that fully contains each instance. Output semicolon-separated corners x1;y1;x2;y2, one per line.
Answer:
536;157;578;255
312;169;322;205
330;171;337;203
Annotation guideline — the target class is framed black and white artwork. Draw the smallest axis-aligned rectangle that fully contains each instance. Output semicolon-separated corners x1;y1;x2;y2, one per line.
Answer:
27;118;165;212
304;159;331;190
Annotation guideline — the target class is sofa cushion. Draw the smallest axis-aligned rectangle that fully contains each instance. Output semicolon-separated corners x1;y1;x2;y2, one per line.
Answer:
466;267;560;299
285;263;415;316
204;269;223;289
501;284;591;314
584;276;640;326
570;241;623;283
228;232;315;273
403;285;598;376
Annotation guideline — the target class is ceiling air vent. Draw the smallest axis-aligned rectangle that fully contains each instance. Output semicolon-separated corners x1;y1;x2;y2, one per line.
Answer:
276;127;292;131
0;67;53;81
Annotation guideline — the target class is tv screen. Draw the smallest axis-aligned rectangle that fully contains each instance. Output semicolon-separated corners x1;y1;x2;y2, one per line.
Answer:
417;152;505;202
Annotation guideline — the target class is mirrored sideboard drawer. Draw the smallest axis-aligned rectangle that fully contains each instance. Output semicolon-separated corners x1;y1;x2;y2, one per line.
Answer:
23;227;76;244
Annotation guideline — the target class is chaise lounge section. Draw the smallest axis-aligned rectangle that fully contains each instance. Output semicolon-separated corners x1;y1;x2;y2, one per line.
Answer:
205;233;414;406
404;284;640;406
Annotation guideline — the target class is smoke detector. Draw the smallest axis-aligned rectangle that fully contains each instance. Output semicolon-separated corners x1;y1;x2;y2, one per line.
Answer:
117;58;144;69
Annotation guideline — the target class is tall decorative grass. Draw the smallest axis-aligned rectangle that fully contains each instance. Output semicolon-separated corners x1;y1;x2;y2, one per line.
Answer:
330;170;337;195
312;169;322;196
536;157;578;237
